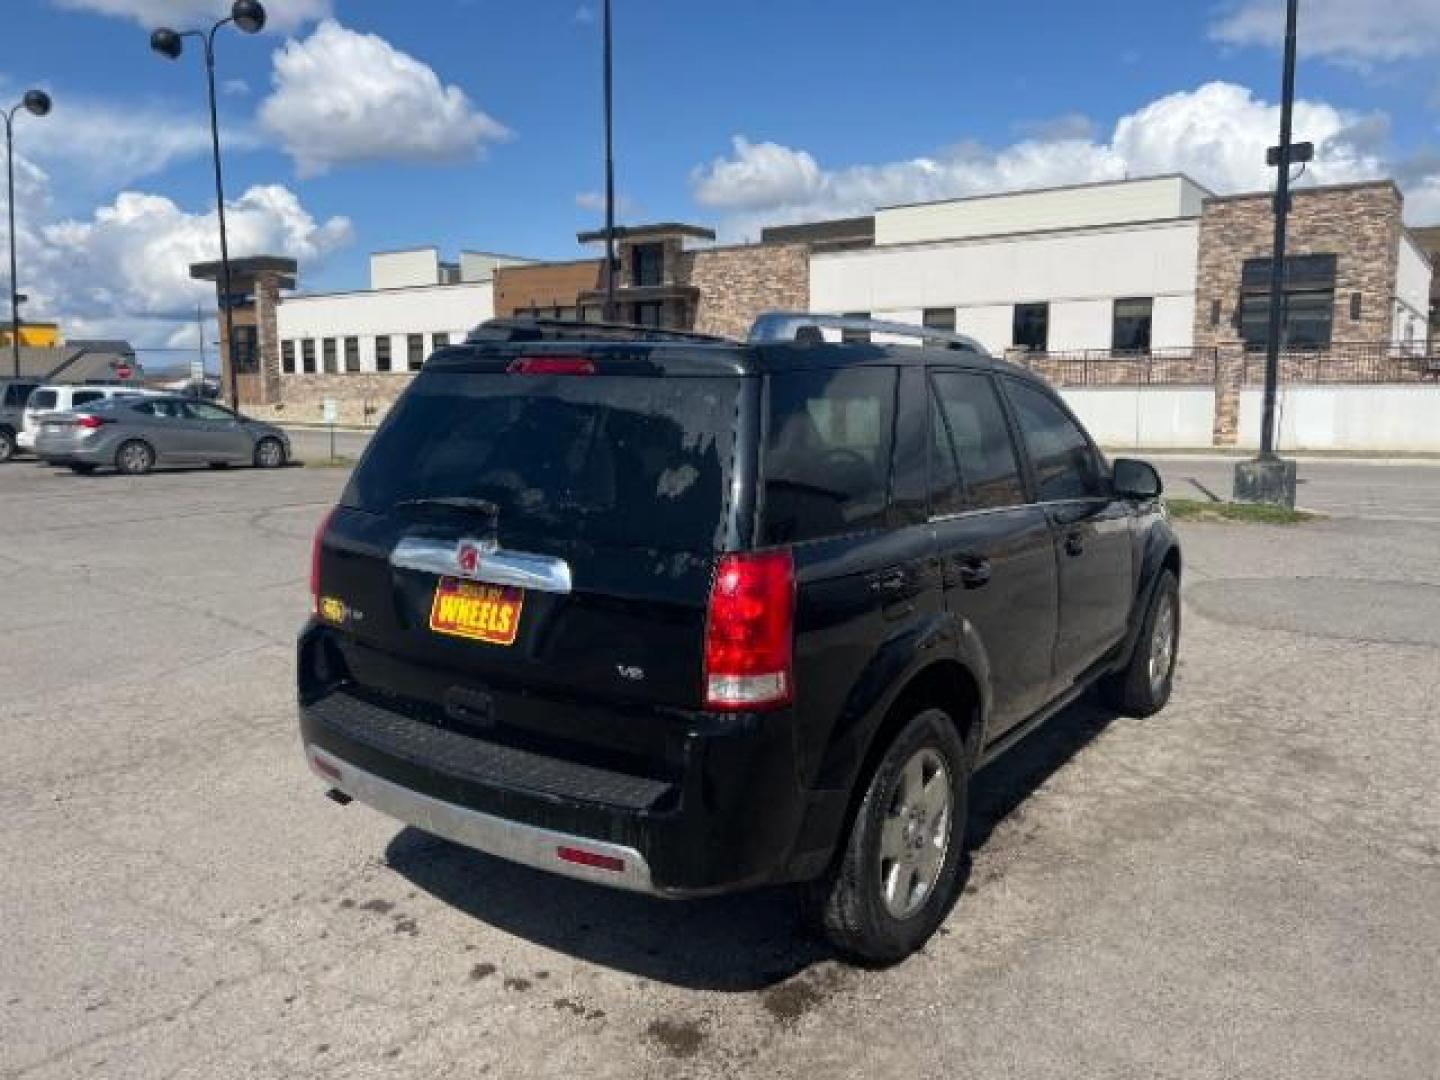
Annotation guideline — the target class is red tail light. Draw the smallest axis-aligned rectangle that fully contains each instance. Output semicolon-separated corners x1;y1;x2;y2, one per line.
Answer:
703;549;795;710
507;356;596;375
310;508;336;614
76;414;105;430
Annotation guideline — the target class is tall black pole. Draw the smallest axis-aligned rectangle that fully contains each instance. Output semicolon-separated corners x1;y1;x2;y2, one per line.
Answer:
602;0;617;322
203;28;241;409
1259;0;1300;458
5;111;19;378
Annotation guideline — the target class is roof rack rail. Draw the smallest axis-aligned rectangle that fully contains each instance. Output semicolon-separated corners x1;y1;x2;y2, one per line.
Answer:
468;317;733;345
748;311;988;354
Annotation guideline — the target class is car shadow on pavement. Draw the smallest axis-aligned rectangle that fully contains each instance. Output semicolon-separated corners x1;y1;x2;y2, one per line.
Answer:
384;695;1118;992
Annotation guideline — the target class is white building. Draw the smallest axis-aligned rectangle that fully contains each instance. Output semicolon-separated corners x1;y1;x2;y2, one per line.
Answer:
275;247;533;376
800;175;1210;355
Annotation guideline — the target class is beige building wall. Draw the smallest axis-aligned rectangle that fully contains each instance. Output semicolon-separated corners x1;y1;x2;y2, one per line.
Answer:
678;242;810;340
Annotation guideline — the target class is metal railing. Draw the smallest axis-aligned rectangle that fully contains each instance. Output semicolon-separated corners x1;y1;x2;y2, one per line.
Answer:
1239;342;1440;385
1006;347;1218;387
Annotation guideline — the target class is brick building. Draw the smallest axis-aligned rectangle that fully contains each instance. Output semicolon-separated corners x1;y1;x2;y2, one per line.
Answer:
193;174;1432;430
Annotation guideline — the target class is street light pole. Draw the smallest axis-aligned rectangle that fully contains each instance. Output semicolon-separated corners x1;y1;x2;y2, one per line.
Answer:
602;0;617;322
151;0;266;408
4;90;52;378
1258;0;1300;459
1234;0;1302;507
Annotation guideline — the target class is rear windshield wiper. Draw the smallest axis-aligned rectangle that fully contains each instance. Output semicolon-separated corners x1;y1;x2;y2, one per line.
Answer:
392;496;501;517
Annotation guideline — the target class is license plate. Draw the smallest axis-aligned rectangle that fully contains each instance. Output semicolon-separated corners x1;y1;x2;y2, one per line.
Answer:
428;577;523;646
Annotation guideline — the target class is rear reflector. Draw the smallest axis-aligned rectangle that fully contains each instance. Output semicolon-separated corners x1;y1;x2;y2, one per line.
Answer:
703;549;795;710
310;753;342;783
508;356;596;376
556;845;625;873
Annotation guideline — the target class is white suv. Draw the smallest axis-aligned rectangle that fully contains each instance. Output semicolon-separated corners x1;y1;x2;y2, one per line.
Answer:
18;385;155;451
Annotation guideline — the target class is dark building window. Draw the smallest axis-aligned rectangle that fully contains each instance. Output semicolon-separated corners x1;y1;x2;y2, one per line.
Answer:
1349;292;1362;322
432;331;450;350
301;338;316;374
375;335;392;372
322;337;338;374
281;340;295;374
631;243;664;287
1012;303;1049;352
633;302;663;327
344;336;359;373
1239;254;1337;351
922;307;956;332
1112;297;1153;353
230;325;259;374
1210;298;1222;327
841;312;871;345
407;333;425;371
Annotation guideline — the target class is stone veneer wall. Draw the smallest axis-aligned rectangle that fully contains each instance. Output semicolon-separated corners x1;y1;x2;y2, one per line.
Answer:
678;242;810;340
1193;182;1403;349
247;372;415;427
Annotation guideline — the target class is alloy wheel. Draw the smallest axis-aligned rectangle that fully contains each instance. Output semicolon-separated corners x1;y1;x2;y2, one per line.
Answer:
877;747;952;920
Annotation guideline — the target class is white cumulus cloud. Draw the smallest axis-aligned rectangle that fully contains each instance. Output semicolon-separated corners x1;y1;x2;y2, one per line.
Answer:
689;81;1433;237
1210;0;1440;65
53;0;331;32
259;20;511;177
2;184;352;345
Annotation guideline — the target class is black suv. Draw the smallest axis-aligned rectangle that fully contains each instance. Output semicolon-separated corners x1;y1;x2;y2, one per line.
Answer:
299;314;1180;963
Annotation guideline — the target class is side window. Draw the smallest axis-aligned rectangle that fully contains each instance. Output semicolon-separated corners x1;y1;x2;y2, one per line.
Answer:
1005;380;1107;501
5;383;37;407
931;372;1026;511
928;391;965;517
762;367;896;544
183;402;235;422
30;389;58;410
71;391;104;407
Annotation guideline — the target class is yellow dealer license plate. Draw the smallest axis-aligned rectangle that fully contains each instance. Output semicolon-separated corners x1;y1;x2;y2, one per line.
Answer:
428;578;523;646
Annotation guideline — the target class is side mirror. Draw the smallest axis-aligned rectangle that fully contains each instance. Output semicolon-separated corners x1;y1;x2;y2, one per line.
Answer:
1113;457;1162;500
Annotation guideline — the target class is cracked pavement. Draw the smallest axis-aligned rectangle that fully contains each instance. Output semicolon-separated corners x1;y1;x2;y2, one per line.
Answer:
2;457;1437;1079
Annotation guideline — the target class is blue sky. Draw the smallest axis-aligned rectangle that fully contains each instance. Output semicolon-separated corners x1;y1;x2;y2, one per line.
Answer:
2;0;1439;351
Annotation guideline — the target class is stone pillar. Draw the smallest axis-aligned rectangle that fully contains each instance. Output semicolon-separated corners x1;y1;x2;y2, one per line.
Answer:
1212;339;1245;447
255;271;282;406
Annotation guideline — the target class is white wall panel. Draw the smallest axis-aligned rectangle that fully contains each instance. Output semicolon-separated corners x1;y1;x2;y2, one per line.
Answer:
1238;386;1440;452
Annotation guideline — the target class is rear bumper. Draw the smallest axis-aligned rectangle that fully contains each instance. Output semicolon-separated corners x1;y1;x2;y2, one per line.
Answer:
298;628;817;896
305;745;657;892
34;437;112;464
16;430;36;449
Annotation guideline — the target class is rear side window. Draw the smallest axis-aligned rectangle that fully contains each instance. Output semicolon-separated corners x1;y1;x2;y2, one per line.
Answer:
30;390;57;410
1005;380;1107;501
762;367;896;544
5;383;37;407
346;372;741;552
930;372;1026;512
71;391;104;407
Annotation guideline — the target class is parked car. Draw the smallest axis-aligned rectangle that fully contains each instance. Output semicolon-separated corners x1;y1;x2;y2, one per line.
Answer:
33;394;291;474
298;314;1181;964
0;378;42;461
18;384;155;454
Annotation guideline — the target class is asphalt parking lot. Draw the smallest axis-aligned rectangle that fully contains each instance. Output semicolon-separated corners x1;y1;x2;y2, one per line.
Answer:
3;454;1438;1079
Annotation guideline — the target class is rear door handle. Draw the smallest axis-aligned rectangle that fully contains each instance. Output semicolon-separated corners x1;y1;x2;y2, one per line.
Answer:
868;569;907;596
956;557;991;589
1063;530;1085;557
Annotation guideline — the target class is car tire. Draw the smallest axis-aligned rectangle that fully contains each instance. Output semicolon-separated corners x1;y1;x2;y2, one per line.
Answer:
1102;568;1180;717
809;706;972;966
254;437;286;469
115;439;155;476
0;427;15;463
69;463;97;475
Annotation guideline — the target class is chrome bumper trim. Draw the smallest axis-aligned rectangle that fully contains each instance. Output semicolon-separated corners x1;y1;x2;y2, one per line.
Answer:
306;745;656;894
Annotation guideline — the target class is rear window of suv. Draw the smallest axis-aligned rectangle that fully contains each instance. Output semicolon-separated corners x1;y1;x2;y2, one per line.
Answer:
345;371;741;552
29;390;57;410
